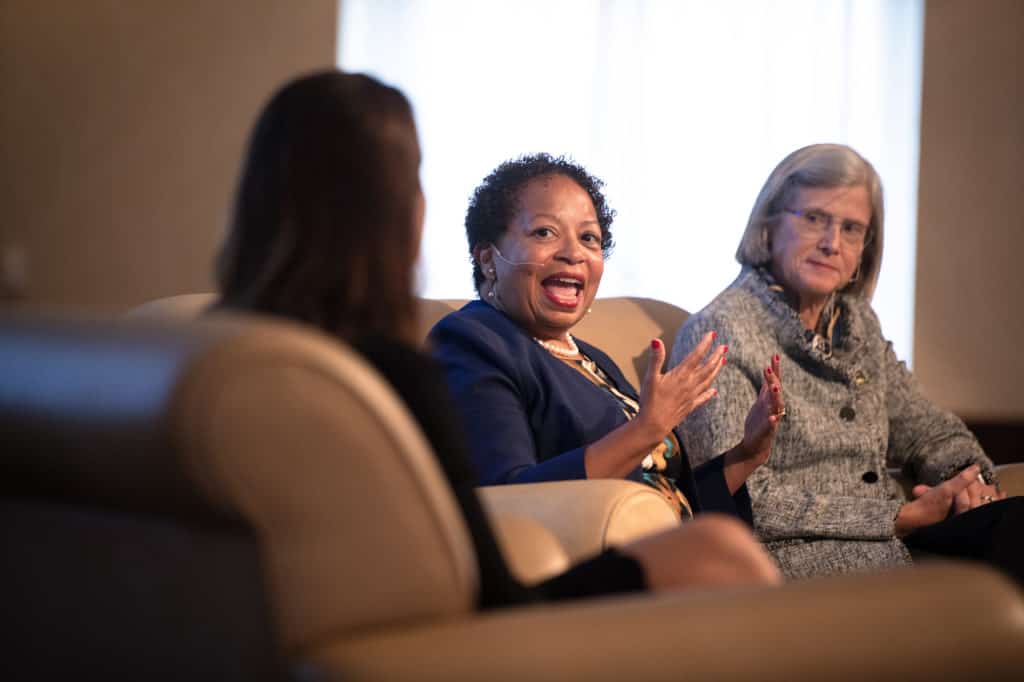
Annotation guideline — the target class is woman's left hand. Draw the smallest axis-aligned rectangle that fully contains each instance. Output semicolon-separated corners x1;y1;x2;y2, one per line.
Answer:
739;354;784;467
912;470;1007;514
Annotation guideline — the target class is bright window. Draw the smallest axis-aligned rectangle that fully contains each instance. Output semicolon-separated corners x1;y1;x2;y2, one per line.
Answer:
338;0;923;363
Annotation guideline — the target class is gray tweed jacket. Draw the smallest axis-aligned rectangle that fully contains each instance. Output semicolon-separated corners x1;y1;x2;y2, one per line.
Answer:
670;267;995;579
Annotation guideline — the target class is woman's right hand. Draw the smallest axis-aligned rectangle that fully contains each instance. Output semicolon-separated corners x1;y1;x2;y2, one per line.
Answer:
582;331;725;480
738;354;784;468
636;332;726;443
894;464;982;537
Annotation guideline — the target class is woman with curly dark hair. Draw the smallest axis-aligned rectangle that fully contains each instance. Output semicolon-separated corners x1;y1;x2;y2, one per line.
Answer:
431;154;783;528
216;71;779;607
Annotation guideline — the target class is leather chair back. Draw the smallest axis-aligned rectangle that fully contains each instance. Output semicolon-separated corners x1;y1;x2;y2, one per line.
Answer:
0;311;478;676
127;293;691;392
416;296;689;391
125;291;217;319
125;294;1024;500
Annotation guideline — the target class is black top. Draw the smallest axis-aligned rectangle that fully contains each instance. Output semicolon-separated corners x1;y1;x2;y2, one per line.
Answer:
354;336;647;608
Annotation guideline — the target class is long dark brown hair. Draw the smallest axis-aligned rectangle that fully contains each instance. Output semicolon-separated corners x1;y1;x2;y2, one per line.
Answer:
216;70;422;343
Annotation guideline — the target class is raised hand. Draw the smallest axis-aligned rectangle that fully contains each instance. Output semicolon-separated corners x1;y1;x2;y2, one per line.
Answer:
738;353;784;468
722;354;784;493
637;331;726;441
581;331;726;479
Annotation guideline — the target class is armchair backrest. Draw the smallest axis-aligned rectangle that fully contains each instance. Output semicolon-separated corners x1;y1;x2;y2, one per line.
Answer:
125;291;217;319
128;294;691;391
119;294;1024;501
415;297;690;391
0;311;478;674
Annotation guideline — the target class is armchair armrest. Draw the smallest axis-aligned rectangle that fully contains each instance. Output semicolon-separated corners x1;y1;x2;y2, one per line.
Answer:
308;562;1024;681
479;480;681;563
488;514;571;585
996;463;1024;497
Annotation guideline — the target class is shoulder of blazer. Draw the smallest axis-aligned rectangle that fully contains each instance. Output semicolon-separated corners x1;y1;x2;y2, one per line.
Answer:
430;300;536;353
429;300;555;396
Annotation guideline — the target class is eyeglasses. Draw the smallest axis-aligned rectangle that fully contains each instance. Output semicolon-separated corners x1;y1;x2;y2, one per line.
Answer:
784;208;871;247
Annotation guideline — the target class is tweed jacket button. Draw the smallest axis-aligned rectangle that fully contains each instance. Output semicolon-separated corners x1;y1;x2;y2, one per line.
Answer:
862;471;879;483
839;406;856;421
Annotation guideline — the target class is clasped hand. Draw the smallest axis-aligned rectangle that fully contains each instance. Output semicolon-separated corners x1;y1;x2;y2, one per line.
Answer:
895;464;1007;537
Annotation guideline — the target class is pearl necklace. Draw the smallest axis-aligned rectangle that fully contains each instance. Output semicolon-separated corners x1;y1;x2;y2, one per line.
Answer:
534;334;579;358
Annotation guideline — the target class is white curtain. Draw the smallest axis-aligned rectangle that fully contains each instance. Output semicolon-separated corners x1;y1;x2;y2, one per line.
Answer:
338;0;923;363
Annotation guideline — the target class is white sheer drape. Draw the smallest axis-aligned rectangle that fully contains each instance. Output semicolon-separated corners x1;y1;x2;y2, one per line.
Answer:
338;0;923;363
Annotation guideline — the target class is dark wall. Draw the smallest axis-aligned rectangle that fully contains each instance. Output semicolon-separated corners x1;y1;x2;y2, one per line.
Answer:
0;1;337;312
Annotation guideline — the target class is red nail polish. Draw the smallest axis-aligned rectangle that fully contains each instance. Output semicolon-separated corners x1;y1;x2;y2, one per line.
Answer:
651;339;661;349
723;345;729;353
721;357;727;365
766;367;772;375
774;353;780;363
711;331;717;340
772;386;780;393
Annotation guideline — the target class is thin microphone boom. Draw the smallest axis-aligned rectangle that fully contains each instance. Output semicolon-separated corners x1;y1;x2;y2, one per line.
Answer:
492;246;546;268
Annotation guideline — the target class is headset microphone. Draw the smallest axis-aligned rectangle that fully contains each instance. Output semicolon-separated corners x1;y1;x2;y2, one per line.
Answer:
492;245;546;268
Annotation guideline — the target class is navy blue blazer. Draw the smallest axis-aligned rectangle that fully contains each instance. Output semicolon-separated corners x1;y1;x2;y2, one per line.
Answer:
429;300;751;521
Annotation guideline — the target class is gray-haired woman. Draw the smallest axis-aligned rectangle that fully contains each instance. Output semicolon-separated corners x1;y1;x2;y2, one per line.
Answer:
670;143;1023;583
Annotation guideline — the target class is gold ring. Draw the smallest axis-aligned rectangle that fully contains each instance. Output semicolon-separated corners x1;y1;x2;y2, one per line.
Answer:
773;408;787;419
982;495;995;503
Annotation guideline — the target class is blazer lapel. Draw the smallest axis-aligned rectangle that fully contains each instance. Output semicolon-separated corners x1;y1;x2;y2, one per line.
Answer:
574;337;640;400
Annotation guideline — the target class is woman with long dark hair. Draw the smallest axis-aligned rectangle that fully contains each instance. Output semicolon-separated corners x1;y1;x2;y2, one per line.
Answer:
215;70;779;608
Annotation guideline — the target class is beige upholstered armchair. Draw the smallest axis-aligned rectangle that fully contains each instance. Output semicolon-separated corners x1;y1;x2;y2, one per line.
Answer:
419;296;1024;518
3;306;1024;680
127;294;693;568
128;293;1024;562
